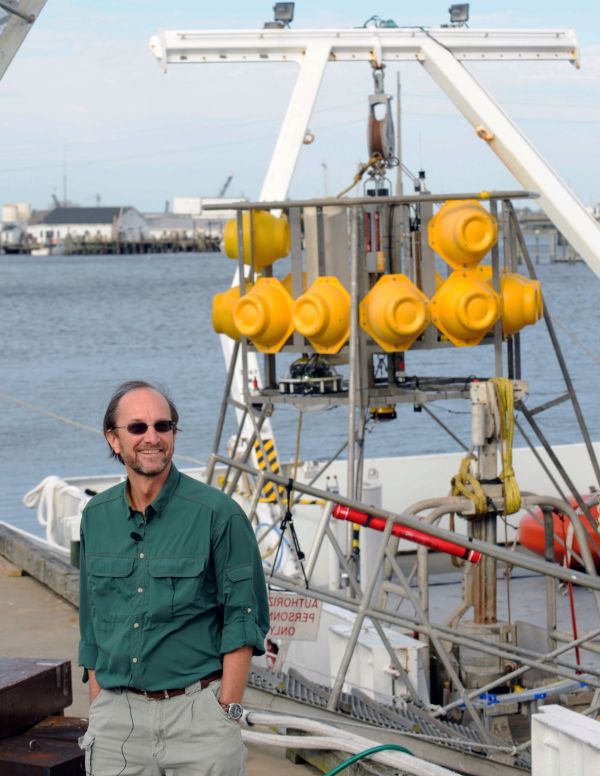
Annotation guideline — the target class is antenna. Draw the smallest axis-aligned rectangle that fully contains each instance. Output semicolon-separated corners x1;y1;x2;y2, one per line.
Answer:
62;145;68;206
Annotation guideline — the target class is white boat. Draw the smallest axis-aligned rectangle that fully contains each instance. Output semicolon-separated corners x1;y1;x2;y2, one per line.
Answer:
11;7;600;775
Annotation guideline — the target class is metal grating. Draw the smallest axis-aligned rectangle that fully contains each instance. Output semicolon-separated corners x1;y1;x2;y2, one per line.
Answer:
248;666;531;771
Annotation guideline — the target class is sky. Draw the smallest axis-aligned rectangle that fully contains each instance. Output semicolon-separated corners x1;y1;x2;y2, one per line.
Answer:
1;0;599;212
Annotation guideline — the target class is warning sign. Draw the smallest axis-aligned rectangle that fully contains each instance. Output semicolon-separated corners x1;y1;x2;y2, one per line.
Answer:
268;593;322;641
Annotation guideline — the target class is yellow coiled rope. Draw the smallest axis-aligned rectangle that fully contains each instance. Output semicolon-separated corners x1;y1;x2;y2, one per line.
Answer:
450;379;521;517
489;377;521;515
451;453;488;515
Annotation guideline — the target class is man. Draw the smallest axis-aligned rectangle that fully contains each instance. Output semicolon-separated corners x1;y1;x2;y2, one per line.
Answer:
78;380;270;775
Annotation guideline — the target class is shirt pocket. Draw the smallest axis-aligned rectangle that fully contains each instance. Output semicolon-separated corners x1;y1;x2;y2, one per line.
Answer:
87;556;135;619
148;556;207;621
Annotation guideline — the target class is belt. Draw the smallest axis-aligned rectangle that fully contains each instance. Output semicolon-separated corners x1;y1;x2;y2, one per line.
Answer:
126;670;223;701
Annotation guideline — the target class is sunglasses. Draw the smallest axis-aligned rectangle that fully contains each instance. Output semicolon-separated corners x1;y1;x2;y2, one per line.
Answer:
111;420;178;435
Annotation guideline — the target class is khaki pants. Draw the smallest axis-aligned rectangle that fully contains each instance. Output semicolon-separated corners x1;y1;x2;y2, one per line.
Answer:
79;680;246;776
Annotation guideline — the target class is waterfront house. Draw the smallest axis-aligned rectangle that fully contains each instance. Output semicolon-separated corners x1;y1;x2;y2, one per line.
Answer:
27;206;149;245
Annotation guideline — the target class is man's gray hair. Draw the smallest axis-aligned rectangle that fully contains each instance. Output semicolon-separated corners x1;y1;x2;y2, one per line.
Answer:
103;380;179;463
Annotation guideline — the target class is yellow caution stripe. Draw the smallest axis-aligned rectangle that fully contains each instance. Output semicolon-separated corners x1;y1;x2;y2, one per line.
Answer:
253;438;286;503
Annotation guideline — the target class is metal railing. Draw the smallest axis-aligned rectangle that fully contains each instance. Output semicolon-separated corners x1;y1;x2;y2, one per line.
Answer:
207;452;600;753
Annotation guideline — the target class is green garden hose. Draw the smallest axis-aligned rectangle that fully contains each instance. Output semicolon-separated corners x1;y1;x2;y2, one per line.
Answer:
323;743;414;776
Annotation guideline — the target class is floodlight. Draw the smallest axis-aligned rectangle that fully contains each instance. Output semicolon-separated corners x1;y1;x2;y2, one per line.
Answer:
449;4;469;24
273;3;295;23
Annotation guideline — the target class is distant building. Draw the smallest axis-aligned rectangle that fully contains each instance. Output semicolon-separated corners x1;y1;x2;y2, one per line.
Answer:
1;202;31;251
172;196;243;238
143;212;197;241
27;206;149;245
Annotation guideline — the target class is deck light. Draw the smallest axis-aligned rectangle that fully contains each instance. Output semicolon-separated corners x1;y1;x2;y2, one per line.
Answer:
449;4;469;25
264;3;294;28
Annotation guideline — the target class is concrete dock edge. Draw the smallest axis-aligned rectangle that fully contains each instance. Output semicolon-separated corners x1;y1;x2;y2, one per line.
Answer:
0;523;79;606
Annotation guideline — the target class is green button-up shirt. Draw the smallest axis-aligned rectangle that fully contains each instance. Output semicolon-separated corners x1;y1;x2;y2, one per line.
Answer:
78;465;269;691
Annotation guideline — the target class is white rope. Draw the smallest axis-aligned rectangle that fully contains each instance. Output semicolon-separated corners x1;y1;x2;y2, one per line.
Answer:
242;711;461;775
22;476;90;549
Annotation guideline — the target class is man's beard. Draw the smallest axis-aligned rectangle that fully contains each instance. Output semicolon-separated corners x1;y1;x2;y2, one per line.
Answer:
125;451;170;477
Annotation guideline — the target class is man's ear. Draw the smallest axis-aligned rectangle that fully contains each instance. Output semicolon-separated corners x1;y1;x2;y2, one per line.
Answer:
105;430;120;457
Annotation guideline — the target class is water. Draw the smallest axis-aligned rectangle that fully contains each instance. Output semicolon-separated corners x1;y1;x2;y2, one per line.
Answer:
2;251;600;537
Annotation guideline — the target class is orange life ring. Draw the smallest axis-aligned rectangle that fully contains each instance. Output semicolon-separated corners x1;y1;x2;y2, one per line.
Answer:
518;498;600;570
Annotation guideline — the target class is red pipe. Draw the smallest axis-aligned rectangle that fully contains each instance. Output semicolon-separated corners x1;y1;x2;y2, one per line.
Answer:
332;504;481;565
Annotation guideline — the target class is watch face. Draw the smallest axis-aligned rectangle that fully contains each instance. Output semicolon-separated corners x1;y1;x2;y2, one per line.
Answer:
227;703;244;720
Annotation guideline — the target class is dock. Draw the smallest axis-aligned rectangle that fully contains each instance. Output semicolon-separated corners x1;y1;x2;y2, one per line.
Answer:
0;537;317;775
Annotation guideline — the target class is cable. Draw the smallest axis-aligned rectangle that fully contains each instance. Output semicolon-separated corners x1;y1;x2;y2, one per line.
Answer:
0;388;205;466
336;154;383;198
323;743;414;775
114;691;136;776
552;314;600;367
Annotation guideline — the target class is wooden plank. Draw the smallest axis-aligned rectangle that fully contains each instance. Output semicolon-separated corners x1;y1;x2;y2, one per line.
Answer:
0;555;22;577
0;524;79;606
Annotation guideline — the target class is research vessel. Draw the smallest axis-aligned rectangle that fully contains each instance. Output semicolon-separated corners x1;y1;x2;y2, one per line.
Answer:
9;6;600;775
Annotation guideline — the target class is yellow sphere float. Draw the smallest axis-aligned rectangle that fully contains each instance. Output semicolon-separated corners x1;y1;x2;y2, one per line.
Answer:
223;210;290;269
430;268;501;347
500;272;543;336
211;282;251;341
232;277;294;353
428;200;498;270
292;276;350;353
360;274;430;352
478;266;544;337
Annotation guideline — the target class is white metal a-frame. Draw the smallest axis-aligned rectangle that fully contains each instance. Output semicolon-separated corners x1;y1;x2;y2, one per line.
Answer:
0;0;47;82
149;24;600;472
149;25;600;276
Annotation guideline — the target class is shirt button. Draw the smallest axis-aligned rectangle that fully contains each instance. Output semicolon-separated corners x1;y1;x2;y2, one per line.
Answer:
137;587;144;594
133;622;140;629
139;552;145;559
132;657;138;664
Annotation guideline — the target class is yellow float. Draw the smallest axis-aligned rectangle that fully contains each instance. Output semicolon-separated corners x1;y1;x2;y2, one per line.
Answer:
232;277;294;353
500;272;543;336
359;274;430;352
478;266;544;336
430;268;501;347
211;282;251;340
223;210;290;269
292;276;350;354
428;199;498;270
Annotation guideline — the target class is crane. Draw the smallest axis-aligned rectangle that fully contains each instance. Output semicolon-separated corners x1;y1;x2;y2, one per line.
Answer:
218;175;233;198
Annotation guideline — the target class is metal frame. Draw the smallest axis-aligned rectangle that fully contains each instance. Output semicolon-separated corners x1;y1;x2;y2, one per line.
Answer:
151;22;600;492
151;21;600;767
0;0;47;82
208;452;600;762
150;25;600;275
201;191;600;766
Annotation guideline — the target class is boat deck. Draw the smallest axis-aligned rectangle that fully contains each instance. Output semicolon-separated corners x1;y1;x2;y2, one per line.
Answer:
0;569;318;775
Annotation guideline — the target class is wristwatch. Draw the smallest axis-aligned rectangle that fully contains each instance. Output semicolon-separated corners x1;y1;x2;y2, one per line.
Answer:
220;702;244;721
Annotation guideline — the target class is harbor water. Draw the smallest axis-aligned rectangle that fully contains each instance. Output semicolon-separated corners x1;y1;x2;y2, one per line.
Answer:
2;251;600;537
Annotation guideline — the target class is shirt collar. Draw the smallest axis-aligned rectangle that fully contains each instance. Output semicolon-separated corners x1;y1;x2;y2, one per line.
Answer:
125;464;181;521
149;464;181;517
